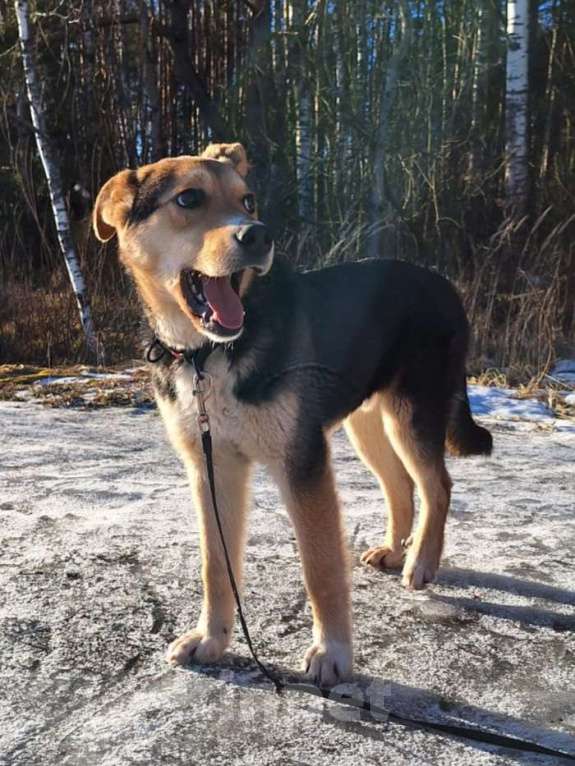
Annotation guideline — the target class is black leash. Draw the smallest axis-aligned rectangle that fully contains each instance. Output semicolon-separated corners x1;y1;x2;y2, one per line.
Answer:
280;681;575;761
191;357;284;694
145;336;575;760
146;335;284;693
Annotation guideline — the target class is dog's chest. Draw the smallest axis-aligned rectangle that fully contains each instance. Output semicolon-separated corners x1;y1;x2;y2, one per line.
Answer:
157;355;298;464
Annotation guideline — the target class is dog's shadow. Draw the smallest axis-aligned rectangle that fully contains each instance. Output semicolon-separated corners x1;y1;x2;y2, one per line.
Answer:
372;563;575;631
177;566;575;762
181;658;575;763
432;566;575;631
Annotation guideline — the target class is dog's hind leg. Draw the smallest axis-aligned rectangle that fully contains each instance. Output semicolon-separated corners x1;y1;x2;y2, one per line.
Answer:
166;449;251;667
273;438;353;686
344;400;414;569
380;393;452;590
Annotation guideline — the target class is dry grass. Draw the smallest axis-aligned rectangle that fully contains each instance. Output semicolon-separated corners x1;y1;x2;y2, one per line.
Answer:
0;363;153;408
458;212;574;379
1;214;573;380
0;269;141;366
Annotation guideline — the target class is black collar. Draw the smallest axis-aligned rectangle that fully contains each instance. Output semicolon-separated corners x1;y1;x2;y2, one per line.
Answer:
145;336;215;378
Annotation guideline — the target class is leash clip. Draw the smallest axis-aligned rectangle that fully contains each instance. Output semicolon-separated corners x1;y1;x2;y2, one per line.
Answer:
192;371;212;396
193;373;212;434
197;413;210;433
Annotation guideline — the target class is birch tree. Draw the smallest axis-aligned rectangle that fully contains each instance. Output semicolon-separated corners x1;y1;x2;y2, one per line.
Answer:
505;0;530;215
1;0;573;371
292;0;314;223
14;0;98;356
139;0;162;161
469;0;486;178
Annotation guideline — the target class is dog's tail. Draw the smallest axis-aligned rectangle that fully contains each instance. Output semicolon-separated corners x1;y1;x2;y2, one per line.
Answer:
446;375;493;457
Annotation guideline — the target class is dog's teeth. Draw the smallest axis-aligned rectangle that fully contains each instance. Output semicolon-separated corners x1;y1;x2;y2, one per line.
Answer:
190;278;206;302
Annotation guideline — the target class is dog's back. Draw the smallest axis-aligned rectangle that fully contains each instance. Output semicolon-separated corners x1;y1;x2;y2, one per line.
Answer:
234;258;491;457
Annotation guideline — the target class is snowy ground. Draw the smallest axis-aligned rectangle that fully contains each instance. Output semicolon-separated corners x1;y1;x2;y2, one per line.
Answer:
1;385;574;765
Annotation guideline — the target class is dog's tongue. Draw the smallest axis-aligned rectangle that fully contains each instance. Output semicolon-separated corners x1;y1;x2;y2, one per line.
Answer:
202;277;244;330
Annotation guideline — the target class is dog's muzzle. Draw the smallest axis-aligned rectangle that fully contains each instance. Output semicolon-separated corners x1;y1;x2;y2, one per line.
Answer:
234;222;274;274
179;222;274;341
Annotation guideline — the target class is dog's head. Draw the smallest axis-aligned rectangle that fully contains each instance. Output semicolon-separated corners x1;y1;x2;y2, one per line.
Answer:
93;143;273;345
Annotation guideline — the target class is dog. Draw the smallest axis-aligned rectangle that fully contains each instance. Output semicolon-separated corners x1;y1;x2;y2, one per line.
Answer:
93;142;492;686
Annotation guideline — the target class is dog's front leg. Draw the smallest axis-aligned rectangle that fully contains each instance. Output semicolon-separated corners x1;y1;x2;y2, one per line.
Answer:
274;450;353;686
167;449;251;667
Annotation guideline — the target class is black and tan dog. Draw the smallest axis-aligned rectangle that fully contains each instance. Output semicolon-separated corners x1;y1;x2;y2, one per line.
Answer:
93;143;492;686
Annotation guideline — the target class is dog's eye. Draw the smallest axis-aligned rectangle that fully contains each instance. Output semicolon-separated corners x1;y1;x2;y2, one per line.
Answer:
176;188;206;209
243;194;256;215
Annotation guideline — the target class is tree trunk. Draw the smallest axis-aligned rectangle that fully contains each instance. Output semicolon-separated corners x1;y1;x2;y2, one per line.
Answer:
14;0;98;359
505;0;530;216
139;0;162;161
539;24;558;179
367;0;410;260
469;0;486;178
245;0;289;234
292;0;314;223
168;0;232;142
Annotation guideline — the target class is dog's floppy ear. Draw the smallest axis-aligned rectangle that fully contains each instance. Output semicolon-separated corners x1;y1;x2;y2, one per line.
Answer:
92;169;137;242
200;143;249;178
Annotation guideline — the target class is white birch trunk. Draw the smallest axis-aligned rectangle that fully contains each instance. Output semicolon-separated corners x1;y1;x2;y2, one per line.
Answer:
468;0;485;177
14;0;97;357
293;0;314;223
297;87;314;222
139;0;161;161
505;0;530;214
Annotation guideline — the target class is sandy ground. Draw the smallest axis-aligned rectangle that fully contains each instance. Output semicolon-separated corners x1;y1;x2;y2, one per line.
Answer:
1;399;574;765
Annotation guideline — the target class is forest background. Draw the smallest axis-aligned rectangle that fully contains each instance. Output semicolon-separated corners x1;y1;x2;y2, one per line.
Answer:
0;0;573;376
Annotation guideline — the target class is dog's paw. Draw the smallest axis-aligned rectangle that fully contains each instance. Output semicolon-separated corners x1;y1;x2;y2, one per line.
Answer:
361;544;404;570
401;547;440;590
303;640;352;687
166;629;228;667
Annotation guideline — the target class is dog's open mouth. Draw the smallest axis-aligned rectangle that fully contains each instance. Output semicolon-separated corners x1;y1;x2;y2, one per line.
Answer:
180;269;245;337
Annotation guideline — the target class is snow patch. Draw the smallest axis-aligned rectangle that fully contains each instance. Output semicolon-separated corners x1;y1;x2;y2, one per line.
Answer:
550;359;575;386
469;385;552;420
34;371;134;386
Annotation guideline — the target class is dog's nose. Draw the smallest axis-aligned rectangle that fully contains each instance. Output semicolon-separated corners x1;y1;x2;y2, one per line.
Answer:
234;222;273;254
